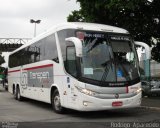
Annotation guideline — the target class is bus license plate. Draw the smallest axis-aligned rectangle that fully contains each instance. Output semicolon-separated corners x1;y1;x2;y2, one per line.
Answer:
112;101;123;107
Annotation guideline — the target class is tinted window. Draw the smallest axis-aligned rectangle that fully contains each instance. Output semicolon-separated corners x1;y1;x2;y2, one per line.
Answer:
57;29;75;62
35;40;45;61
9;33;59;68
9;53;17;68
44;34;58;62
66;46;77;77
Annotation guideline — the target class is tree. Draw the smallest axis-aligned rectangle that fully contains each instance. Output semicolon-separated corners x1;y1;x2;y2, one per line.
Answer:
67;0;160;62
67;10;85;22
0;52;5;66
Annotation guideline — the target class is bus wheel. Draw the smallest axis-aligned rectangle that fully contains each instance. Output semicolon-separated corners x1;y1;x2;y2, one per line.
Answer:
16;87;23;101
5;87;8;91
13;86;17;99
51;89;64;114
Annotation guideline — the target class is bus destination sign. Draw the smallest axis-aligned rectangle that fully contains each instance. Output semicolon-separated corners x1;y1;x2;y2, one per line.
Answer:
110;35;130;41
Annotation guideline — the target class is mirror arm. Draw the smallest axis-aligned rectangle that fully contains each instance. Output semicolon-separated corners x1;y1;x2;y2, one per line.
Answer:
65;37;82;57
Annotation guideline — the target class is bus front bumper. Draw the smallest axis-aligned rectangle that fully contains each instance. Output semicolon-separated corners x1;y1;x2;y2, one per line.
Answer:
74;92;142;111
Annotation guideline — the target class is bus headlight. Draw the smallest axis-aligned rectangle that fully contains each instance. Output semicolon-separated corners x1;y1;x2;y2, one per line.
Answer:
75;86;97;96
136;88;142;94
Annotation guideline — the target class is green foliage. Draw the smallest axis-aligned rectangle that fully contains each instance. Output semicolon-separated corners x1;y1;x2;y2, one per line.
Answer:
151;41;160;62
0;66;5;72
0;52;5;66
67;0;160;62
67;10;85;22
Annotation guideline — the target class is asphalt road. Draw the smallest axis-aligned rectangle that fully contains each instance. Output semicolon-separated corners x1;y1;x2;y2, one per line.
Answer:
0;85;160;128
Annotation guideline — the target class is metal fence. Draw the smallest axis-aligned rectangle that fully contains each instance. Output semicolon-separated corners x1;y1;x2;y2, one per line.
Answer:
0;38;31;52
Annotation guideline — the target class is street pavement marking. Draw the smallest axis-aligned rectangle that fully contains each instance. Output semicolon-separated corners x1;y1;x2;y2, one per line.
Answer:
141;106;160;111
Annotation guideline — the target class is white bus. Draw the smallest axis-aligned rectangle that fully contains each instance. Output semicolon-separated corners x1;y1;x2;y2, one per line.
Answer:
8;22;150;113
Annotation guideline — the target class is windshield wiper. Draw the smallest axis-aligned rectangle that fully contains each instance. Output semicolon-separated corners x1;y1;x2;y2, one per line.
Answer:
99;45;115;86
86;38;98;53
99;59;114;86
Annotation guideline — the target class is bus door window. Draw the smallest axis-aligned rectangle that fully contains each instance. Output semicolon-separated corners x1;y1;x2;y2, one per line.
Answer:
66;46;77;77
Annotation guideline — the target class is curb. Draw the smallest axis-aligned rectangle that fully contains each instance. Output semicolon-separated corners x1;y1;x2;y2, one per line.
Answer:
141;106;160;111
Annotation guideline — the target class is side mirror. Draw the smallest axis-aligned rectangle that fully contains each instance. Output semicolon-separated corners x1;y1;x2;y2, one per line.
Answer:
65;37;82;57
135;41;151;60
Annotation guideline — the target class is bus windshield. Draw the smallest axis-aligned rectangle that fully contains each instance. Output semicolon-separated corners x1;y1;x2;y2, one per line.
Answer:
79;31;140;84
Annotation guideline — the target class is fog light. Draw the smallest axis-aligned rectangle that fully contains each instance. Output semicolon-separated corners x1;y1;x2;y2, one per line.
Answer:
83;101;88;106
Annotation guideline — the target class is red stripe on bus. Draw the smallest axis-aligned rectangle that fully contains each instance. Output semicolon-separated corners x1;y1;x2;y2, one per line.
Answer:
8;70;20;73
8;64;53;73
24;64;53;71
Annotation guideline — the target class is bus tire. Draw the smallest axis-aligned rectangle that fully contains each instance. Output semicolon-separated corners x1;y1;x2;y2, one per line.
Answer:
5;87;8;91
13;85;17;99
16;87;23;101
51;89;65;114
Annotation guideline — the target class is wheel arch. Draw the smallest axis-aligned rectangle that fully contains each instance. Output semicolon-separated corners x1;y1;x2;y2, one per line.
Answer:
50;85;58;103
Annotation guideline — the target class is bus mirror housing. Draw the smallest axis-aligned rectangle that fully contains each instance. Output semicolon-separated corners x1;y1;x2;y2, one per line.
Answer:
65;37;82;57
135;41;151;60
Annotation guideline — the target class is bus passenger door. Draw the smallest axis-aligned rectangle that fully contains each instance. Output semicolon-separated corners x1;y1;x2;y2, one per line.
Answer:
66;46;78;106
21;68;28;89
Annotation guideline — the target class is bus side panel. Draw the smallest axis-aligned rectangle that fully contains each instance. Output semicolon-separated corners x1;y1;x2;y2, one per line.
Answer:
19;61;54;103
53;62;68;106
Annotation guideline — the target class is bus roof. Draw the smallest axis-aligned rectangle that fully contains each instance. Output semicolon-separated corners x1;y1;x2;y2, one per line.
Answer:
54;22;129;33
10;22;129;55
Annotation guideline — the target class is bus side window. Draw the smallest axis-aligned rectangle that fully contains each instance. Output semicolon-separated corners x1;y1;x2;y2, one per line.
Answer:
44;34;59;63
66;46;77;77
